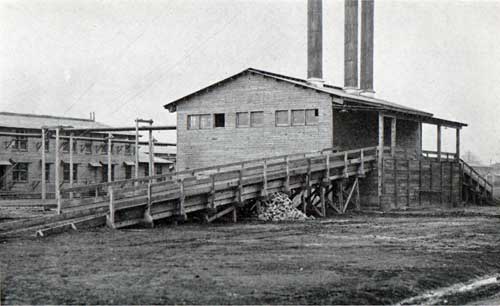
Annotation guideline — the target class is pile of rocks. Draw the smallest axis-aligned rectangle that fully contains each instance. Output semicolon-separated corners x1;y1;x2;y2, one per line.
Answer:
257;192;313;221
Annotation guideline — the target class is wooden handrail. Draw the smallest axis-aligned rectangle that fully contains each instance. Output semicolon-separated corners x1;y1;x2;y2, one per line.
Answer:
61;146;378;195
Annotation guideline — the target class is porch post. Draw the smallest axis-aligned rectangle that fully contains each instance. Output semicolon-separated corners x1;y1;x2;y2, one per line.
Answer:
390;117;397;156
41;128;46;200
417;122;423;158
134;119;139;179
377;112;384;206
456;128;460;161
107;133;112;183
437;124;442;161
55;128;61;214
69;132;74;199
148;121;154;177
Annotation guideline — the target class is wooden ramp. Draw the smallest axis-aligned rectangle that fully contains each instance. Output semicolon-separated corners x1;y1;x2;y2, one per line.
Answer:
54;147;378;230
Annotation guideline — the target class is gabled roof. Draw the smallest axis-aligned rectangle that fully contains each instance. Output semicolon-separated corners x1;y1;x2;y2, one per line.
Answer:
0;112;111;130
163;67;433;116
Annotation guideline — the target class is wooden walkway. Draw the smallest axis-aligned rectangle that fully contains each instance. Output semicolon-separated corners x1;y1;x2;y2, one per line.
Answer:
0;146;493;237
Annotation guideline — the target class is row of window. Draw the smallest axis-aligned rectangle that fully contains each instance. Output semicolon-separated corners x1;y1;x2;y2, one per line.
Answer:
10;163;162;183
187;109;319;130
9;134;134;156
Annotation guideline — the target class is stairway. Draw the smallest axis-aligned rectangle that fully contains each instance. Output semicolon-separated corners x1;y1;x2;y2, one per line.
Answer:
460;159;494;205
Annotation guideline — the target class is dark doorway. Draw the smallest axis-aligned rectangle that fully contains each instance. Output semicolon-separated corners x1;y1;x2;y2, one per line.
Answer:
0;166;5;190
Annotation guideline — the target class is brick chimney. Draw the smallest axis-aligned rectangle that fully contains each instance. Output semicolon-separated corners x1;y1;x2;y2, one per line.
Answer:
360;0;374;97
307;0;324;87
344;0;359;93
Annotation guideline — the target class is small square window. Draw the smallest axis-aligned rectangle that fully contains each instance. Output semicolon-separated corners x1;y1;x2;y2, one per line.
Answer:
214;113;225;128
236;112;249;127
187;115;199;130
275;110;289;126
306;109;319;125
291;110;305;126
199;114;211;129
250;111;264;127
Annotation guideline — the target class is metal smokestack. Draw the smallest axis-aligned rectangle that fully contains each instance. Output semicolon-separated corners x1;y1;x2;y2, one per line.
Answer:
360;0;374;96
344;0;359;92
307;0;323;87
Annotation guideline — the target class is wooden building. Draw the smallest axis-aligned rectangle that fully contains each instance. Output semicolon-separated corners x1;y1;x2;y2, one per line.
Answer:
0;112;172;199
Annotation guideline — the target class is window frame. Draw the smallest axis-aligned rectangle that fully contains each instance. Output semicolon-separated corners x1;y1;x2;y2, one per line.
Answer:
250;111;264;127
12;163;29;182
63;163;78;182
291;109;306;126
275;110;289;127
305;108;319;125
13;129;28;151
236;112;250;128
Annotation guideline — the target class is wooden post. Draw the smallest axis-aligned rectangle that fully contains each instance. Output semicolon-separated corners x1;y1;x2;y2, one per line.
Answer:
107;133;112;183
284;156;290;194
344;152;348;178
417;122;423;159
456;128;460;161
355;177;361;211
210;174;216;211
440;161;444;205
262;160;268;198
107;186;115;228
358;149;365;176
320;183;326;217
134;119;139;180
450;162;454;206
148;121;154;177
55;128;61;214
418;160;422;206
306;158;312;212
394;158;398;208
377;113;384;207
69;132;74;200
237;167;243;205
179;179;186;217
437;124;442;162
41;128;46;200
391;117;397;156
407;159;411;208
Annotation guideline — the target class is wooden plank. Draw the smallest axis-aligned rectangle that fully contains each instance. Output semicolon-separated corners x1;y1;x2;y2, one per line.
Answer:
284;156;290;194
342;178;358;213
179;179;186;217
440;161;444;205
262;160;268;197
418;160;422;206
207;206;235;223
391;117;397;156
407;159;411;208
437;124;442;161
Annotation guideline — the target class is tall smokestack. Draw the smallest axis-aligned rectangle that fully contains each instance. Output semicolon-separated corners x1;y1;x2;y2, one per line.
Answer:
360;0;374;96
344;0;359;92
307;0;323;87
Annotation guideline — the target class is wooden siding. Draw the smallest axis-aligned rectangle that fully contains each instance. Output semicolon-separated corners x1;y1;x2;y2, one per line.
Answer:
175;73;333;170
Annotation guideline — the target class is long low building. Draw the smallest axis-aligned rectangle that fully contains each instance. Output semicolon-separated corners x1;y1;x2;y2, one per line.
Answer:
0;112;173;199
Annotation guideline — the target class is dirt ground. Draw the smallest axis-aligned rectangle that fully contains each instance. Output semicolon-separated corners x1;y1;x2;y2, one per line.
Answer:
1;207;500;305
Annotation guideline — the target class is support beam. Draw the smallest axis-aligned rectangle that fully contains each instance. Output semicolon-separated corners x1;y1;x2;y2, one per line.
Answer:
107;133;112;183
456;128;461;161
55;128;61;214
69;132;74;199
134;119;139;180
41;128;46;200
437;124;442;161
417;122;423;158
148;121;154;177
391;117;397;157
377;113;384;205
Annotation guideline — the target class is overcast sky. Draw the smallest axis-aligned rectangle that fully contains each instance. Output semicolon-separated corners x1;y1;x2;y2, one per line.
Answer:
1;0;499;163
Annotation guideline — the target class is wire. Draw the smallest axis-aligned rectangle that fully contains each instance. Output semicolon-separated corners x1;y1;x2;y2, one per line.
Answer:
108;9;244;115
62;4;174;115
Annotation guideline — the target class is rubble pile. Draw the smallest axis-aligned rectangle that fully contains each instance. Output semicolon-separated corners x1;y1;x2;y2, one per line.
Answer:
257;192;314;221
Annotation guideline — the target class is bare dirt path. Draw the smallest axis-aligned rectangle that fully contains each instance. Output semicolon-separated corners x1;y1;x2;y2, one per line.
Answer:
1;209;500;305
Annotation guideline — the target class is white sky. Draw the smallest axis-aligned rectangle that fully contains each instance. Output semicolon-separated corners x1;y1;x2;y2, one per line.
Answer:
1;0;499;164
